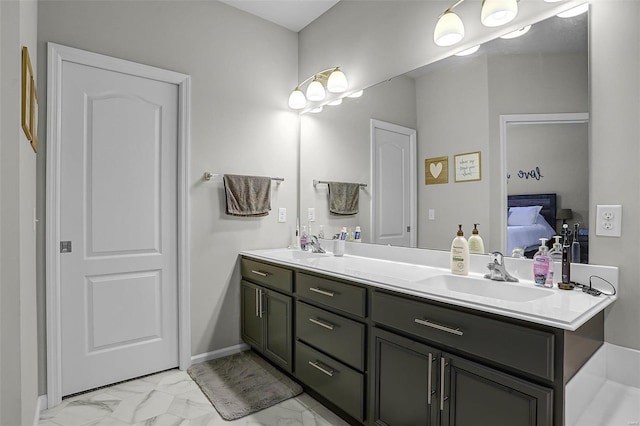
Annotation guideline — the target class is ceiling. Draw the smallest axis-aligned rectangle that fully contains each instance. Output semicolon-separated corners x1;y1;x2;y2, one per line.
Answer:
219;0;340;32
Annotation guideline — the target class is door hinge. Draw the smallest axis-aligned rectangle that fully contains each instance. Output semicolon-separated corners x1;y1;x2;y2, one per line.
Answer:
60;241;72;253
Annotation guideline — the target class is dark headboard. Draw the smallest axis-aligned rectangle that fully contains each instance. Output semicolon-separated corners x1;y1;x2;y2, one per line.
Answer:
508;193;557;228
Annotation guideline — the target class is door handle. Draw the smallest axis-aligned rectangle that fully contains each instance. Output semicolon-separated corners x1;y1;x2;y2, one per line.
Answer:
255;288;259;317
258;289;264;319
427;353;434;405
440;357;449;411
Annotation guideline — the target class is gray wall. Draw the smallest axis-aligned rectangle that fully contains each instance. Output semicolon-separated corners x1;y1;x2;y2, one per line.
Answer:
300;0;640;351
300;75;417;241
1;0;39;423
37;1;299;394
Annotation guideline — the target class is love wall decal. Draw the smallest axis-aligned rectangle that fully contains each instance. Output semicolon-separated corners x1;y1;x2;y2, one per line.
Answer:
425;156;448;185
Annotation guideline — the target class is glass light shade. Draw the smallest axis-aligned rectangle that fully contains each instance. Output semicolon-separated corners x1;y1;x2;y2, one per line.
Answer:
557;4;588;18
310;106;323;113
481;0;518;27
543;0;562;2
500;25;531;39
434;11;465;47
348;89;364;98
327;69;348;93
455;45;480;56
306;79;326;101
288;88;306;110
328;98;343;106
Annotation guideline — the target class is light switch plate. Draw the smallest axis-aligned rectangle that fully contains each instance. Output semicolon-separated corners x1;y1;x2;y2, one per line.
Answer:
596;204;621;237
428;209;435;220
278;207;286;223
308;207;315;222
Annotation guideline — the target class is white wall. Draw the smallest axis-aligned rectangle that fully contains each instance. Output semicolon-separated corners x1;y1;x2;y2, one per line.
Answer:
37;0;299;394
590;1;640;351
0;0;39;423
300;75;417;242
300;0;640;351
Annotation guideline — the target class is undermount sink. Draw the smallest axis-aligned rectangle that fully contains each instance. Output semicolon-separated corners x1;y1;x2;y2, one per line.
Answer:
264;249;329;260
418;274;554;303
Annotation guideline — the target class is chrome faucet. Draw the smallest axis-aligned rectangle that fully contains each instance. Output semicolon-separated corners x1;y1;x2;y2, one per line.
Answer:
308;236;326;254
484;252;518;282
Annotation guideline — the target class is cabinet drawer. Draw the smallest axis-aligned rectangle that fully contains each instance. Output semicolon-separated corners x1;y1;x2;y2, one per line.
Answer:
295;341;364;422
296;301;365;371
241;258;292;293
296;273;366;318
371;291;555;381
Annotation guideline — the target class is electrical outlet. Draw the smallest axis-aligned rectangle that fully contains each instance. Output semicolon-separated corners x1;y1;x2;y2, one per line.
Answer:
278;207;286;223
428;209;435;220
308;207;315;222
596;204;622;237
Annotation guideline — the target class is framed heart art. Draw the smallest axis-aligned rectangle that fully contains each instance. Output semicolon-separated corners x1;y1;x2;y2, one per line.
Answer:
425;156;448;185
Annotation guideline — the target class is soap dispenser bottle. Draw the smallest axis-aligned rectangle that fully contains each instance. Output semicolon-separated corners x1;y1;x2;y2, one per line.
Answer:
548;236;563;262
450;225;469;275
533;238;553;288
468;223;485;254
300;225;308;251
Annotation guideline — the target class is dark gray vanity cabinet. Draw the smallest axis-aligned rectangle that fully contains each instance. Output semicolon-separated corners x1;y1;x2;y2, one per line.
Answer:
371;327;553;426
240;259;293;372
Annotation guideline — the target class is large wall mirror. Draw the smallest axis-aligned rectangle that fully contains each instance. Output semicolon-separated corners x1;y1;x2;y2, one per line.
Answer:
300;10;589;261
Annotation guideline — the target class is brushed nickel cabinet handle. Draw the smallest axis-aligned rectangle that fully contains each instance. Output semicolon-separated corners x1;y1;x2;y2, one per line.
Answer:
258;289;264;319
440;358;449;411
309;287;335;297
309;317;335;330
251;270;269;277
414;318;463;336
308;360;334;377
255;288;259;317
427;353;434;405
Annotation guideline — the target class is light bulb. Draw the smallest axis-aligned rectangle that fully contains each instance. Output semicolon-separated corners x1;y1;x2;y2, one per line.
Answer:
327;68;348;93
481;0;518;27
288;88;306;110
557;4;588;18
306;79;326;102
434;10;465;47
500;25;531;39
455;45;480;56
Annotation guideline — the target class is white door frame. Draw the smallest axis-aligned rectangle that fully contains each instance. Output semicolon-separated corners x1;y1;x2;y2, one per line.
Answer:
370;119;417;247
499;112;589;253
45;43;192;407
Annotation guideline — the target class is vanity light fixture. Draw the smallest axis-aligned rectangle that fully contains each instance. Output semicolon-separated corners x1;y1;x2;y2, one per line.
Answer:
310;106;324;113
500;24;531;39
455;45;481;56
556;3;588;18
434;0;520;47
327;98;343;106
287;67;349;110
434;0;465;47
347;89;364;98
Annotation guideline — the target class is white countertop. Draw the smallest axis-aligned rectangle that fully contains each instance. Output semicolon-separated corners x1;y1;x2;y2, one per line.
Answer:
240;246;618;331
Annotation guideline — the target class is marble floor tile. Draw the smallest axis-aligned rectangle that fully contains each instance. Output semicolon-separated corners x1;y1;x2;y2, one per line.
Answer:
39;369;345;426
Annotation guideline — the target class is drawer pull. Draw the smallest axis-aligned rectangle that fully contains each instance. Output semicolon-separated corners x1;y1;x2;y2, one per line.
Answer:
251;270;269;277
308;360;334;377
414;318;463;336
309;287;335;297
309;317;335;330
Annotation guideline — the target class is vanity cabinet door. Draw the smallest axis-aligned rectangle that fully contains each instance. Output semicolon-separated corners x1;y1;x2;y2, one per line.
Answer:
240;280;292;372
441;353;553;426
371;328;440;426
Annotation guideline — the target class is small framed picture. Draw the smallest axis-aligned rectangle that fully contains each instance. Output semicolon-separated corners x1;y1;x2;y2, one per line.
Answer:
21;46;33;141
454;151;481;182
30;76;38;153
425;156;448;185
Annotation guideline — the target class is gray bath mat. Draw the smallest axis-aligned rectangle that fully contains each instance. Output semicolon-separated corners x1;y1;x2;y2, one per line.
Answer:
187;351;302;420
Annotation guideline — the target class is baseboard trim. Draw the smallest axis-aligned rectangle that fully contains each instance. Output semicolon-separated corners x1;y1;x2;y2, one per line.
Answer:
190;343;250;365
34;394;48;425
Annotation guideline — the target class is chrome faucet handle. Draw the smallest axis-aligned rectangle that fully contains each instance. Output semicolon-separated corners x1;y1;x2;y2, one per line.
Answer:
489;251;504;265
485;251;518;282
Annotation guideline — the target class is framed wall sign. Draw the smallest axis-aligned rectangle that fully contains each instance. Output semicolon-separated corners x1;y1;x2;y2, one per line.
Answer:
425;156;448;185
30;77;38;153
22;46;33;141
454;151;481;182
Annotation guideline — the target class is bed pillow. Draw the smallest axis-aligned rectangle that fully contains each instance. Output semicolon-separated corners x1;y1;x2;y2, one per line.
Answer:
508;206;543;226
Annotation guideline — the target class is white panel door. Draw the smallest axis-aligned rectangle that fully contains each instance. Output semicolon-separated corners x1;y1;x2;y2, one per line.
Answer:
371;120;417;247
59;60;179;396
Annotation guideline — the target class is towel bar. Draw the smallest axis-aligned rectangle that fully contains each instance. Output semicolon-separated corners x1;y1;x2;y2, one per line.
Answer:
203;172;284;182
313;179;367;188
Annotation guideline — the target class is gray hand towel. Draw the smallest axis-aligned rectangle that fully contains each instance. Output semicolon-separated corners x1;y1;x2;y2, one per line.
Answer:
223;174;271;217
328;182;360;215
